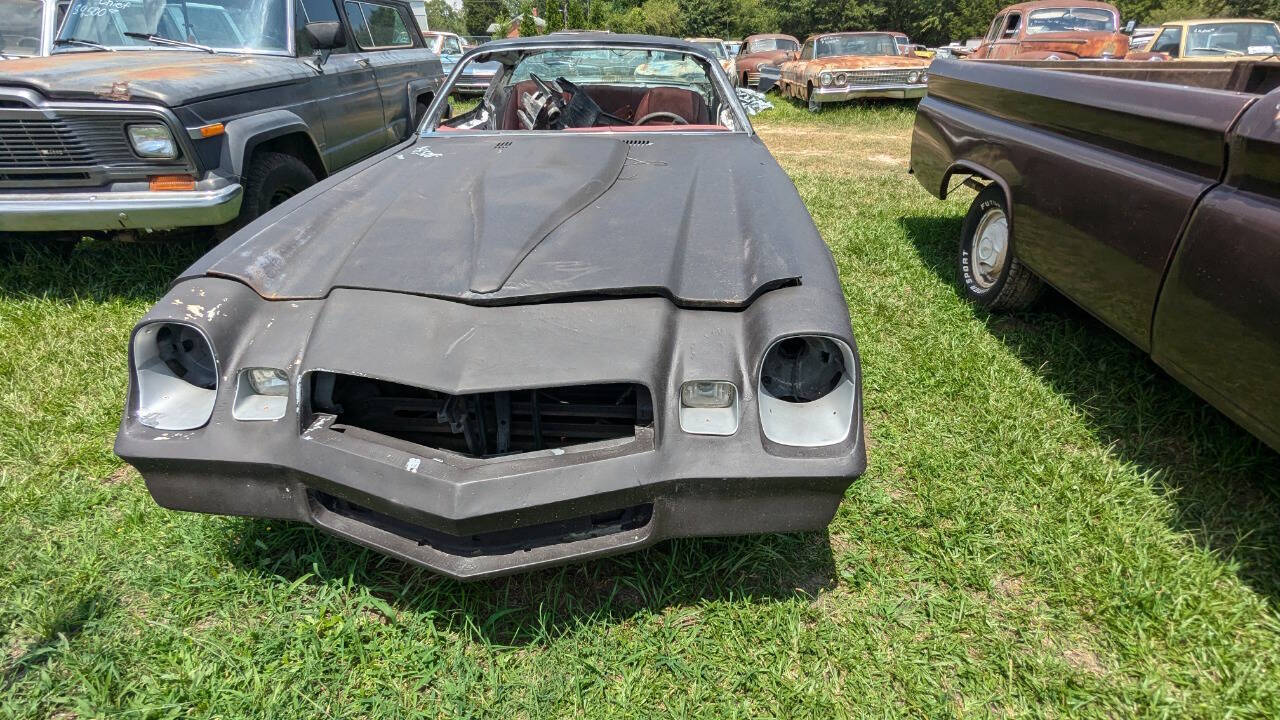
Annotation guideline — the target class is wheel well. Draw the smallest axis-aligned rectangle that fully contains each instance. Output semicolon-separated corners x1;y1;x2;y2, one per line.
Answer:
250;132;326;181
944;164;1015;233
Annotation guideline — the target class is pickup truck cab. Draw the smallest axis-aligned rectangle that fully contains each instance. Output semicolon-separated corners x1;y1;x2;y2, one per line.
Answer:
1;0;68;58
0;0;444;240
1133;19;1280;60
970;0;1130;60
911;58;1280;450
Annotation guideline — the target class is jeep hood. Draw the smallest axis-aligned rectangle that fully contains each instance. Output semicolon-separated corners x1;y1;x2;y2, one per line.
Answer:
0;52;307;104
191;133;819;308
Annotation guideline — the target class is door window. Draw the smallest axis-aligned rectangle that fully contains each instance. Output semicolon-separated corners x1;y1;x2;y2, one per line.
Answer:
343;0;412;49
1150;27;1181;56
799;40;813;60
443;35;461;54
1002;13;1022;38
987;15;1005;42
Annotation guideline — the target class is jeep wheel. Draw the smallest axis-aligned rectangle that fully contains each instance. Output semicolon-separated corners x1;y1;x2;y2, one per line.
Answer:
959;185;1044;310
240;152;317;225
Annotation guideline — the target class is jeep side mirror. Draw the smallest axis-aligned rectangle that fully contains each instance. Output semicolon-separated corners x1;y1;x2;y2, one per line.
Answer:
305;22;345;51
1123;20;1136;35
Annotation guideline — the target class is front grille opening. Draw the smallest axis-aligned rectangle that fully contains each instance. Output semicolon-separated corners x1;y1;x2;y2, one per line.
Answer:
313;491;652;557
311;373;653;459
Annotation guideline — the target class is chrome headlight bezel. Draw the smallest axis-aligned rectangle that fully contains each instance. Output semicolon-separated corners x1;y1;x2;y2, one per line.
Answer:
820;72;833;86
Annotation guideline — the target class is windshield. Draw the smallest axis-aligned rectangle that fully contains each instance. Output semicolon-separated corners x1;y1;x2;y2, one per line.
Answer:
0;0;44;56
57;0;287;52
690;40;726;59
1186;22;1280;55
1026;7;1116;34
815;34;896;57
747;37;797;53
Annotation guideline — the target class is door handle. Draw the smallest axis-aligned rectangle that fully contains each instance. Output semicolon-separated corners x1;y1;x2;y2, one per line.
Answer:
357;57;371;67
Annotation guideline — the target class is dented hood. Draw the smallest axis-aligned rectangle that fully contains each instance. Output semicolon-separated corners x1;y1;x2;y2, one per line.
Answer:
191;133;819;308
0;52;307;104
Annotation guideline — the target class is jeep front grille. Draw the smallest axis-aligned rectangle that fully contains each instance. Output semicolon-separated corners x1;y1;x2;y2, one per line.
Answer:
0;116;164;170
312;372;653;459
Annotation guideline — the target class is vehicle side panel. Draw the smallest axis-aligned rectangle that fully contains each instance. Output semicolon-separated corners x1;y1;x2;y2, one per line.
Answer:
913;60;1251;348
1151;94;1280;451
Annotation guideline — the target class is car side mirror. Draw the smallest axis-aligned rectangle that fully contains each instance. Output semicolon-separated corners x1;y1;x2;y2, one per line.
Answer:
1123;19;1136;35
305;22;345;51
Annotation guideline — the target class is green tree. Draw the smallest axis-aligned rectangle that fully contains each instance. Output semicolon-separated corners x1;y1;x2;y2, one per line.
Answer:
424;0;467;33
679;0;733;36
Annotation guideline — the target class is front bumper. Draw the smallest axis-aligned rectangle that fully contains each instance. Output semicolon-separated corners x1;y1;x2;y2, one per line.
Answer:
0;183;243;232
115;278;866;580
812;84;927;102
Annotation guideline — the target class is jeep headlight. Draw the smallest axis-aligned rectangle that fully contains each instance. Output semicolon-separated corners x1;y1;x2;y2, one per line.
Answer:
132;322;217;430
127;124;178;159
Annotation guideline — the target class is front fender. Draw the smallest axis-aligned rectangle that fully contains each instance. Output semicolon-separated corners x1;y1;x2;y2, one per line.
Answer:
220;109;321;178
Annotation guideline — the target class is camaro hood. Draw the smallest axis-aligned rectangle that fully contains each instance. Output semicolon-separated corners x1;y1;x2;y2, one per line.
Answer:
0;52;307;104
192;133;821;308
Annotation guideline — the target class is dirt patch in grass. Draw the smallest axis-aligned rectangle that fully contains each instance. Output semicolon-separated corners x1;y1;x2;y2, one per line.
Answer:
103;466;134;485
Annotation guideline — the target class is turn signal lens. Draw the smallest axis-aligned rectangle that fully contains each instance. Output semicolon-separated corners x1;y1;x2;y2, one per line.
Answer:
197;122;225;138
149;174;196;191
681;381;736;409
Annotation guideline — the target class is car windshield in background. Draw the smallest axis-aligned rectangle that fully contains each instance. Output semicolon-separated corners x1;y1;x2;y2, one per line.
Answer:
1186;22;1280;55
815;34;897;57
0;0;44;55
1026;7;1116;34
747;37;797;53
691;40;726;59
508;48;714;94
56;0;288;52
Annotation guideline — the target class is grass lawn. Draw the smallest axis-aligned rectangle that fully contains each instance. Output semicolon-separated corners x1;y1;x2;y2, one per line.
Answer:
2;98;1279;718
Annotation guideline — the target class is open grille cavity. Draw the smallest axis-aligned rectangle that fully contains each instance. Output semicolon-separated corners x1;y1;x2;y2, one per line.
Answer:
311;373;653;459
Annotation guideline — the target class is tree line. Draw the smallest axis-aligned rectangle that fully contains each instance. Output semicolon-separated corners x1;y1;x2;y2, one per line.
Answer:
425;0;1279;48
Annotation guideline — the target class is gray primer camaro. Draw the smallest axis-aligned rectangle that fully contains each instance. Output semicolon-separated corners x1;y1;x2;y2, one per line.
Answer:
114;34;867;580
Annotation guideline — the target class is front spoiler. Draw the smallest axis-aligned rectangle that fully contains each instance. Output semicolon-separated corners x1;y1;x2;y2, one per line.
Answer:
0;183;242;232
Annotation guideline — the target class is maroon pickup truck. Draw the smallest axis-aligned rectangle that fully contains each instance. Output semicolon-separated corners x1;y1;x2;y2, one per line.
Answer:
911;58;1280;451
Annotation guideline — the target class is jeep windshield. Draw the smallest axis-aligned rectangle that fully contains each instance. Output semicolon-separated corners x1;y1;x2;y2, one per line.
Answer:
55;0;288;53
1025;7;1117;34
0;0;45;56
436;45;742;133
815;34;897;57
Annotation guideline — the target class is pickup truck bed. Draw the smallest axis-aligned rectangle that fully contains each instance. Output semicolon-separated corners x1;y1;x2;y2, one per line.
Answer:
911;58;1280;451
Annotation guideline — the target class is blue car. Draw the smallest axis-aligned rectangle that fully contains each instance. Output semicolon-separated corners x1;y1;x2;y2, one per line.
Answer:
424;31;498;95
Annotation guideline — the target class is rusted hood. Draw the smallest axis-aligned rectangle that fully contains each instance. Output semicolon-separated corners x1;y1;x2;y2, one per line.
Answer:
189;133;817;308
803;55;929;71
1020;31;1129;57
0;52;308;104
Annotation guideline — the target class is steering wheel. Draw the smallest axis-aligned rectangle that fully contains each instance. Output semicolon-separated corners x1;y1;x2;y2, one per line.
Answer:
530;73;564;100
634;111;689;126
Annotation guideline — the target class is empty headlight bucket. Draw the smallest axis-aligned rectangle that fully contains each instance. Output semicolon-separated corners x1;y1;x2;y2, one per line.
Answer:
679;380;739;436
131;322;217;430
233;368;289;421
127;124;178;159
758;336;857;447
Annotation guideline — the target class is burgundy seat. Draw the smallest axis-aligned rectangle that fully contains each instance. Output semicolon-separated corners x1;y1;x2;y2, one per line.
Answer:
633;87;710;125
498;82;709;129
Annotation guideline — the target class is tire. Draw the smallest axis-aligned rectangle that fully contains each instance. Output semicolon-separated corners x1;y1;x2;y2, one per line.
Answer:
959;185;1044;310
239;151;317;226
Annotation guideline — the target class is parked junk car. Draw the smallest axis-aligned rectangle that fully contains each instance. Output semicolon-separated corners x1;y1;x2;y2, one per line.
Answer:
0;0;443;241
1129;18;1280;60
115;33;868;580
423;29;465;73
910;57;1280;451
0;0;67;58
685;36;736;84
734;32;799;89
777;31;930;111
969;1;1130;60
889;31;912;55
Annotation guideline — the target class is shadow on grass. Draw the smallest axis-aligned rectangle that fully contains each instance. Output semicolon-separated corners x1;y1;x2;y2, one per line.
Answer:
0;237;208;302
222;519;836;645
901;214;1280;606
1;593;112;691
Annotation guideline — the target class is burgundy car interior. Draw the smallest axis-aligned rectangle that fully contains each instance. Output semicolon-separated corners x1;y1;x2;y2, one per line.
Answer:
496;80;711;129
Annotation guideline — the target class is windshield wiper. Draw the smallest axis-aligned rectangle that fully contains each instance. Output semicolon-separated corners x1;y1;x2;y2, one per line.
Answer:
123;32;215;54
52;37;114;52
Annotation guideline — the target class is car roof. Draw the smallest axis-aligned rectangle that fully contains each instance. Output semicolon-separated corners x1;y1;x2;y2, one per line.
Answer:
1163;18;1280;26
995;0;1119;14
743;33;798;42
685;37;725;43
805;31;896;42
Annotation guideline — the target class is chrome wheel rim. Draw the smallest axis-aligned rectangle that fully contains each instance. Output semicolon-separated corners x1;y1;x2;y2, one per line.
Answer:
971;207;1008;289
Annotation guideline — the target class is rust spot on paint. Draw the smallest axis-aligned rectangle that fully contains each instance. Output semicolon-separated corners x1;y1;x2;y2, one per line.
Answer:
96;81;131;101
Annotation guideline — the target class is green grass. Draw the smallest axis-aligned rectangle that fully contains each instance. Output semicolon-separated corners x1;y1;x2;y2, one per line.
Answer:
2;101;1279;718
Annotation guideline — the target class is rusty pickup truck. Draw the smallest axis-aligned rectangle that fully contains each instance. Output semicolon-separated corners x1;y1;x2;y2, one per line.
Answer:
911;58;1280;451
